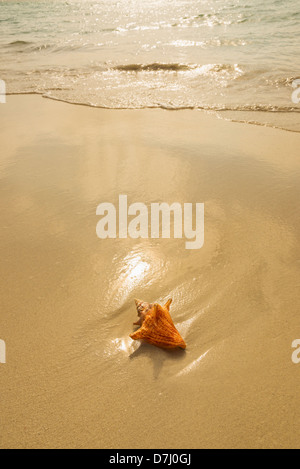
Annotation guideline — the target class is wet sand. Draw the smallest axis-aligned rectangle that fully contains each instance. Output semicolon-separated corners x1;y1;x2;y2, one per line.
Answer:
0;95;300;449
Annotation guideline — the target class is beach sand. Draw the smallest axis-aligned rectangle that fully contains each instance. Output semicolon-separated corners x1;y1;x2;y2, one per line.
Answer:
0;95;300;449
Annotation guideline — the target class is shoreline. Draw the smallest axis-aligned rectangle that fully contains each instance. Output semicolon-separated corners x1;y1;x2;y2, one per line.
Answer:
5;92;300;134
0;95;300;449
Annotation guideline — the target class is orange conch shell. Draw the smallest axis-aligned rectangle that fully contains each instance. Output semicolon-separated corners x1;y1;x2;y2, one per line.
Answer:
130;299;186;350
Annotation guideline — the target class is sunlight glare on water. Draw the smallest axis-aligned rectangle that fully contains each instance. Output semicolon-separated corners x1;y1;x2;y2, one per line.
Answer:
0;0;299;129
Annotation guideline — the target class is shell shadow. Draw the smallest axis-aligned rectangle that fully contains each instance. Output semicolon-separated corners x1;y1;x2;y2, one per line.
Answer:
129;341;187;379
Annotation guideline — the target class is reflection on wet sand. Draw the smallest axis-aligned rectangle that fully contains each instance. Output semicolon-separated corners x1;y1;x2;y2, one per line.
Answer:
1;97;300;448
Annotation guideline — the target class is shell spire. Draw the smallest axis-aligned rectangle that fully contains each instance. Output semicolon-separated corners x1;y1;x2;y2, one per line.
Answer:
130;299;186;350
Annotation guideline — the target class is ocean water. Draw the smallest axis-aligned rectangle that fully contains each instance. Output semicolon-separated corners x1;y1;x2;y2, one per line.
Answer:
0;0;300;131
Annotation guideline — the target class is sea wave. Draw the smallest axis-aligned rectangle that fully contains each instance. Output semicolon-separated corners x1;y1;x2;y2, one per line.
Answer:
7;40;32;46
109;63;243;76
1;54;299;133
113;63;193;72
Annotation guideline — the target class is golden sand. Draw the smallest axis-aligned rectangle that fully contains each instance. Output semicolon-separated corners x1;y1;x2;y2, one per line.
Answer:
0;96;300;448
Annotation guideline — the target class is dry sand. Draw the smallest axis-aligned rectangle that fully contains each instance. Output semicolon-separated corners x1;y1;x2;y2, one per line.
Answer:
0;95;300;449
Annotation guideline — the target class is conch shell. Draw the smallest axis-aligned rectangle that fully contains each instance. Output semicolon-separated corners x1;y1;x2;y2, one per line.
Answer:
130;299;186;350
